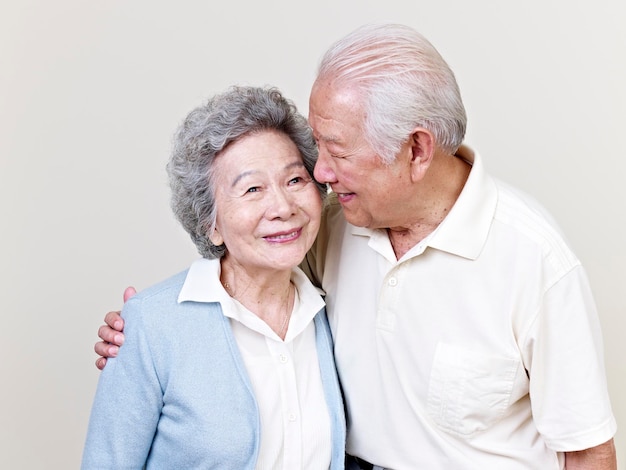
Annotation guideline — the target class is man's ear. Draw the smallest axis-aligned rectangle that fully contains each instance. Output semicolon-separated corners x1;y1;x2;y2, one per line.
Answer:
409;128;435;181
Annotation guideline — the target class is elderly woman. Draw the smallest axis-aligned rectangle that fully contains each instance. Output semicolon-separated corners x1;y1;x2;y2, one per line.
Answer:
81;86;346;469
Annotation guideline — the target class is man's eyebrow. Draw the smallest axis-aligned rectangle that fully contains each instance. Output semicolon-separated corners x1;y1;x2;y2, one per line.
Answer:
312;129;341;144
316;134;341;144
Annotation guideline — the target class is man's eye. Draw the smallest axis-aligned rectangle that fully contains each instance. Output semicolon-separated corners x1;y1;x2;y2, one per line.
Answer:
246;186;260;193
288;177;303;185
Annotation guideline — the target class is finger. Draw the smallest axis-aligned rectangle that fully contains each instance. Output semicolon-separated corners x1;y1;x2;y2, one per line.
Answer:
104;311;125;332
123;286;137;303
94;340;119;358
95;357;107;370
98;323;124;345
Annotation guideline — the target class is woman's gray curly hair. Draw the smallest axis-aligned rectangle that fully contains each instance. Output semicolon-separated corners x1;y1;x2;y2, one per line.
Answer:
167;85;324;259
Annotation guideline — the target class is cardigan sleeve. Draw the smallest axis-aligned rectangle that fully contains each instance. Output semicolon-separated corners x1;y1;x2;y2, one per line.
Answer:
81;296;163;469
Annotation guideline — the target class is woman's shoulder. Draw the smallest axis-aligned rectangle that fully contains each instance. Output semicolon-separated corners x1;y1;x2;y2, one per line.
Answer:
121;270;193;326
126;270;189;308
122;268;225;327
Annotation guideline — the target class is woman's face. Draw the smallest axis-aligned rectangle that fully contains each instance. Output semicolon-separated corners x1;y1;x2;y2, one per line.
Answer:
210;130;322;274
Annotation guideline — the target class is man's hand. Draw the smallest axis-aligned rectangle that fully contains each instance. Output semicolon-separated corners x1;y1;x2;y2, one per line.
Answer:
94;286;136;370
564;438;617;469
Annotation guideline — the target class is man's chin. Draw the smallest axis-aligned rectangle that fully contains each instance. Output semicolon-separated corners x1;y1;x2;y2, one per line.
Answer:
341;209;371;228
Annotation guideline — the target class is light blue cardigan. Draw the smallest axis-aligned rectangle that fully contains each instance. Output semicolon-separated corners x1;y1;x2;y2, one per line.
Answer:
81;270;346;469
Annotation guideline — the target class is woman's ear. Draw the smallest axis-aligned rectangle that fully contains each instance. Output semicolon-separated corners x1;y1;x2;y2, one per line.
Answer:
209;227;224;247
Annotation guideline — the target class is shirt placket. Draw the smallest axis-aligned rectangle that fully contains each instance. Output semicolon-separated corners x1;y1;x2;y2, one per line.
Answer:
267;340;301;469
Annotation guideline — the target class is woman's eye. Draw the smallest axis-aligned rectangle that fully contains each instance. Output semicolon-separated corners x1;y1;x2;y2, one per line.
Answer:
246;186;260;193
288;177;303;185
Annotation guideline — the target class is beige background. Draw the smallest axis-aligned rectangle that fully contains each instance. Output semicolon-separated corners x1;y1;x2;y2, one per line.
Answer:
1;1;624;468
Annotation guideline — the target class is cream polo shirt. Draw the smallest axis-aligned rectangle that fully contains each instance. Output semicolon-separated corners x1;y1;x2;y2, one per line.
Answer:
178;258;331;470
303;145;616;469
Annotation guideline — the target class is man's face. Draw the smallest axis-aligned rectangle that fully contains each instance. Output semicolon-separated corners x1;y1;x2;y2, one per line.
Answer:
309;80;414;230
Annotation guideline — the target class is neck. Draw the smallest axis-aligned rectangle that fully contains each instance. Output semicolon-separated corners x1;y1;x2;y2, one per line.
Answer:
388;153;471;259
220;258;295;340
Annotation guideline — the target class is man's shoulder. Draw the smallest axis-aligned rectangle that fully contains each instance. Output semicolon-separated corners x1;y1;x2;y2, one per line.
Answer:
322;191;342;216
301;193;346;286
316;192;350;246
320;192;347;233
493;179;580;270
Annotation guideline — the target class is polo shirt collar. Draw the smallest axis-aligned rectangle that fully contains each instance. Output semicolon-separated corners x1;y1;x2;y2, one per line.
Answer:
427;145;497;260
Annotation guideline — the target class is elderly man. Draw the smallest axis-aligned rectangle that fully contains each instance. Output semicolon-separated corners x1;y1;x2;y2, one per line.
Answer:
95;23;617;469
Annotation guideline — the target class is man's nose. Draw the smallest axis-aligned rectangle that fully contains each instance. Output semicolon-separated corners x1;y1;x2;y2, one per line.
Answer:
313;149;336;184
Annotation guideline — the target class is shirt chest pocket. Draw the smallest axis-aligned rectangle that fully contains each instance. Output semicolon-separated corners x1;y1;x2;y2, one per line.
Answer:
427;342;520;438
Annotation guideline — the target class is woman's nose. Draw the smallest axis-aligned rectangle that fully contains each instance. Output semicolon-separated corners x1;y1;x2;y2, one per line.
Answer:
266;188;297;219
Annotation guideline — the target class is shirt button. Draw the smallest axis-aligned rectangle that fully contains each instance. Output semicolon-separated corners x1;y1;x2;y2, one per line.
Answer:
288;413;297;422
388;277;398;286
279;354;288;363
